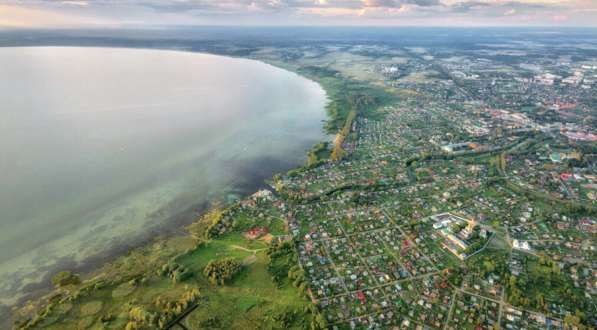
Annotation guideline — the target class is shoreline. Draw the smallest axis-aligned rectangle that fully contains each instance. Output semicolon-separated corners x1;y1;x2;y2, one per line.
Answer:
4;200;207;305
1;46;332;327
2;159;307;328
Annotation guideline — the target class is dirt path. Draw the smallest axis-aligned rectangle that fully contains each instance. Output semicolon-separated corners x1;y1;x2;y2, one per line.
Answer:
231;245;266;253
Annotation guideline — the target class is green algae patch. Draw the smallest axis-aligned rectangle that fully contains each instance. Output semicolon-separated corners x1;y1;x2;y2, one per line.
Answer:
111;283;136;299
79;301;103;317
76;316;95;329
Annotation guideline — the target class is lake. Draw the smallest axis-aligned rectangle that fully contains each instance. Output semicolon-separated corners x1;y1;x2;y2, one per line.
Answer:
0;47;327;304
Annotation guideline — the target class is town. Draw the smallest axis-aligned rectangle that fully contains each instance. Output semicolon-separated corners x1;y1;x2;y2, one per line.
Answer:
10;29;596;330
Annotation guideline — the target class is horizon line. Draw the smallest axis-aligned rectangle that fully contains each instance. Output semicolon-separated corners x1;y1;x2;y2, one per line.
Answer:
2;24;597;31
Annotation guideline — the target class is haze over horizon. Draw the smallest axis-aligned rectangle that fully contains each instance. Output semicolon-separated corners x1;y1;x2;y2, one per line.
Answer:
1;0;596;29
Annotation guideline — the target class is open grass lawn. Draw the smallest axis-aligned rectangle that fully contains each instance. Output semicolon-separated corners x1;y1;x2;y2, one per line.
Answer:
184;250;310;329
486;233;510;251
178;232;311;328
176;233;260;273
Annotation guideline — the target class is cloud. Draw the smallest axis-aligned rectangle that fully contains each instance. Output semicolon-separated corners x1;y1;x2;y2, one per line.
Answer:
364;0;440;7
0;4;112;28
0;0;595;27
61;1;89;6
443;0;558;20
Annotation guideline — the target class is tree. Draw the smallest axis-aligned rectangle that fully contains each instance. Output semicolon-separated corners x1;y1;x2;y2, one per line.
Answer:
203;258;242;285
157;262;193;283
330;144;346;162
267;240;299;287
482;260;496;275
563;312;584;329
126;306;157;330
311;313;328;330
451;222;466;234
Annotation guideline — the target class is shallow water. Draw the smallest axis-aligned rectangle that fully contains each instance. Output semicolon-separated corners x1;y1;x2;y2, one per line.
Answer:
0;46;327;304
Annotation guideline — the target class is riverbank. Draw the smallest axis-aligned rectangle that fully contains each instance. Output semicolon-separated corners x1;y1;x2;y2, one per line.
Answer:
7;44;399;328
10;175;321;329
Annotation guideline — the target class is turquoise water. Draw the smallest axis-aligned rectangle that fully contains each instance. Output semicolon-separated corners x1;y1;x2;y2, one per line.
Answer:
0;47;327;303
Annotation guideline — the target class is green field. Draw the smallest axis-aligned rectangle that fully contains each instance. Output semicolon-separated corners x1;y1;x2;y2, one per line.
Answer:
15;219;318;330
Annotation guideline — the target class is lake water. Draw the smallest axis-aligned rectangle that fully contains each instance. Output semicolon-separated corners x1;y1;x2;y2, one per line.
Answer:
0;47;327;304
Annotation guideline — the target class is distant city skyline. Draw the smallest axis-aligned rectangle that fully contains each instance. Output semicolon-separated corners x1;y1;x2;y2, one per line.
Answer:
1;0;596;28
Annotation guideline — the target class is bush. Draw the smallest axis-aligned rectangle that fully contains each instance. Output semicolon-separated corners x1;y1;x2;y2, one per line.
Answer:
51;271;80;287
157;262;193;283
171;268;193;283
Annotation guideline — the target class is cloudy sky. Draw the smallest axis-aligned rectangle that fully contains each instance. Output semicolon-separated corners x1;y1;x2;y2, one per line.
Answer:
1;0;596;28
